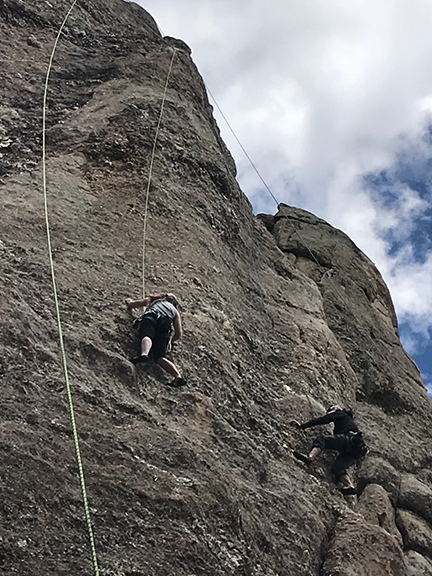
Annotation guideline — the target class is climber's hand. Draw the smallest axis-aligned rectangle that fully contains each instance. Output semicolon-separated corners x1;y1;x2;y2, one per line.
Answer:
290;420;302;429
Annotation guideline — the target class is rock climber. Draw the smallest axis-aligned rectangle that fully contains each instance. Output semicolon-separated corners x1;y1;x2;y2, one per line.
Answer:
293;405;368;496
126;293;186;387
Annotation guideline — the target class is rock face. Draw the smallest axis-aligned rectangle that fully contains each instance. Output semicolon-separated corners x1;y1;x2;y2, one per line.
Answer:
357;483;402;545
1;1;432;575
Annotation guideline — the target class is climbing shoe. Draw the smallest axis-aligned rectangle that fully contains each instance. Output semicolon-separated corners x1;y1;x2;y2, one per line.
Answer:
131;354;150;365
168;375;187;387
339;486;357;496
293;451;312;465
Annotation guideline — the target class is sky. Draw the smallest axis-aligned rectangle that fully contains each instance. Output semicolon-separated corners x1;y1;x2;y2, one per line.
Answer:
133;0;432;394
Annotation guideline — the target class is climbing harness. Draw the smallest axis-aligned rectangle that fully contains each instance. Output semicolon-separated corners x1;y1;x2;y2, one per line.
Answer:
347;431;369;459
42;1;99;574
141;48;177;299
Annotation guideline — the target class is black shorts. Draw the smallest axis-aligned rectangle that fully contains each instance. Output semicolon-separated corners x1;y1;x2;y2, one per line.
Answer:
139;313;171;360
313;434;358;479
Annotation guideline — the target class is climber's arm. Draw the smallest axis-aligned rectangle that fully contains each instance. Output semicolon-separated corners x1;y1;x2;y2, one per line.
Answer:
300;413;336;429
126;298;149;310
172;311;183;342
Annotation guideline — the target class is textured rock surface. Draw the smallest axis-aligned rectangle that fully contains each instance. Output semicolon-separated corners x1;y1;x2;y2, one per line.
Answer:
321;512;407;576
405;550;432;576
259;207;432;572
398;475;432;525
357;455;401;503
397;509;432;558
263;204;429;419
358;483;402;545
1;1;432;575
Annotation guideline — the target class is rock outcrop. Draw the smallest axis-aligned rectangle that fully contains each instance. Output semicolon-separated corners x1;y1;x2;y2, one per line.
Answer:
1;1;432;575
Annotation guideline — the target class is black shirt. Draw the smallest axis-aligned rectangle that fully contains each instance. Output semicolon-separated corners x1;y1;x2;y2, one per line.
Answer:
301;409;359;435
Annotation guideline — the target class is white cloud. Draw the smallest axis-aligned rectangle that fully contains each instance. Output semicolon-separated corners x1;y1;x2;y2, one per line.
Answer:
387;254;432;318
135;0;432;360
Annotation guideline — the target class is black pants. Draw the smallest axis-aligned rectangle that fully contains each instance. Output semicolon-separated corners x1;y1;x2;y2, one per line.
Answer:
313;434;358;480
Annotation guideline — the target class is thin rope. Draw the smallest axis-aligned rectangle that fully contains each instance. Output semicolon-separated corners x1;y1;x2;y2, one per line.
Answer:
204;84;372;357
142;48;177;299
42;2;100;575
205;84;280;207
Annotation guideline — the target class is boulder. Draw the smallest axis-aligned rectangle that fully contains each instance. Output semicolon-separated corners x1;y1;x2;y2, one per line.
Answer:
357;457;401;502
397;509;432;558
404;550;432;576
321;514;407;576
398;475;432;525
357;483;402;545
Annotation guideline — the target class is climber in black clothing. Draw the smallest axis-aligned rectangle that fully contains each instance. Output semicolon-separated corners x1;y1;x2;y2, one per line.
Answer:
293;405;367;495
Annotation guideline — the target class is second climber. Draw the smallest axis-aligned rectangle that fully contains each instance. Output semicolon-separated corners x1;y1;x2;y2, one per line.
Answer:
293;405;368;495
